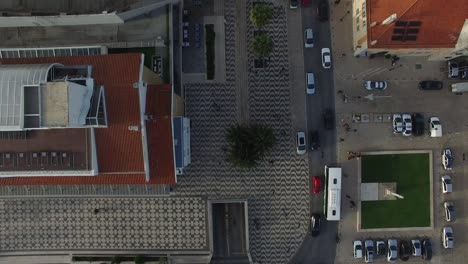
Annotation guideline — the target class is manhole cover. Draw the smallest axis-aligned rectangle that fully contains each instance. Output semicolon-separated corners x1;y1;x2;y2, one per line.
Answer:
415;64;422;69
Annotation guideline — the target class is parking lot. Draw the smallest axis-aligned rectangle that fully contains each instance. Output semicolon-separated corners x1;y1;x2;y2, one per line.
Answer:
331;53;468;263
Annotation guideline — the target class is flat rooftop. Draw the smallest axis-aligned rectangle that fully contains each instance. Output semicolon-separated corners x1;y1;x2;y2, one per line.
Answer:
0;196;209;252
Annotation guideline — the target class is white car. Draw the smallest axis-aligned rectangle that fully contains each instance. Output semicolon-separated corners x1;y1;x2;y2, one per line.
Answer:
429;117;442;137
402;114;412;136
392;114;403;134
442;148;453;170
444;201;455;222
304;29;314;48
364;81;387;90
441;175;452;193
411;239;421;256
364;240;374;263
387;239;398;263
321;48;331;69
353;240;363;258
442;226;454;249
296;132;306;155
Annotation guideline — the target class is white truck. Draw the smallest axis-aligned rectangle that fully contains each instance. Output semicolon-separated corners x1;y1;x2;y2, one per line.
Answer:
451;82;468;93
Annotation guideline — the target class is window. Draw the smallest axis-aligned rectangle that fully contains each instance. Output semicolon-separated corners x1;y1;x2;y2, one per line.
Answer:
332;210;336;215
333;179;337;184
362;2;366;18
356;16;360;31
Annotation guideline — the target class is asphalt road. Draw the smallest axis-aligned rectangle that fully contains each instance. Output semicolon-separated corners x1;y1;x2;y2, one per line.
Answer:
290;1;338;263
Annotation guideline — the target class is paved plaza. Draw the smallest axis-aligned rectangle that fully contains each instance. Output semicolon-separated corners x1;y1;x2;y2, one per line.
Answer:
0;196;208;252
179;1;309;263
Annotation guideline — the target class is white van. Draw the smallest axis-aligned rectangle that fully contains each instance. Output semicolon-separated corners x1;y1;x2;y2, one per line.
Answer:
306;72;315;95
451;82;468;93
304;29;314;48
429;117;442;137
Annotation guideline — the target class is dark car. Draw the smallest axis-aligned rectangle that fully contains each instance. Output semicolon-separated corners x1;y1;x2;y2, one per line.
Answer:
376;241;386;256
323;109;334;130
317;1;329;21
309;131;320;150
399;240;411;261
421;239;432;260
418;81;443;90
290;0;298;9
310;213;321;237
412;113;425;136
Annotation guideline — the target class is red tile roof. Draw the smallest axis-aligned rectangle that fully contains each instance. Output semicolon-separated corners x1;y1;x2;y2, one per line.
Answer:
146;84;176;185
0;54;175;185
368;0;468;49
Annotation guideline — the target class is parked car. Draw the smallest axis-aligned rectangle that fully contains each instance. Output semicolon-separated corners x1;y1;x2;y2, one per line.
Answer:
442;226;454;249
365;240;374;263
306;72;315;94
317;0;329;21
296;132;306;155
290;0;298;9
387;239;398;263
392;114;403;134
411;113;425;136
460;62;468;80
418;80;443;90
376;240;385;256
309;130;320;150
310;213;321;237
442;148;453;170
444;201;455;222
448;62;459;78
304;29;314;48
323;109;334;130
429;117;442;137
411;239;421;256
441;175;452;193
364;81;387;90
402;114;412;136
321;48;331;69
421;239;432;260
399;240;411;261
354;240;363;258
312;176;322;194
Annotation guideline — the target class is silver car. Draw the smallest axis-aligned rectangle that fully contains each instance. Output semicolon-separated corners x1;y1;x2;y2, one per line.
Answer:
444;201;455;222
365;240;374;263
392;114;403;134
296;132;306;155
402;114;412;136
321;48;331;69
411;239;421;256
442;175;453;193
442;226;454;249
387;239;398;262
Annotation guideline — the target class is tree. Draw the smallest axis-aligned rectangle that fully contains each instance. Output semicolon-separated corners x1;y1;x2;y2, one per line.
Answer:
250;4;273;28
253;33;273;58
227;124;275;169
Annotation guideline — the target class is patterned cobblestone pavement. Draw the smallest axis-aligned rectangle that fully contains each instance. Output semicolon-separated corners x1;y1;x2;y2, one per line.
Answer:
0;197;208;251
178;1;309;263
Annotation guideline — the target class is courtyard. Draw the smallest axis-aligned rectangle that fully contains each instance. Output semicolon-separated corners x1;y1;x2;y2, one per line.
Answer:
360;152;431;229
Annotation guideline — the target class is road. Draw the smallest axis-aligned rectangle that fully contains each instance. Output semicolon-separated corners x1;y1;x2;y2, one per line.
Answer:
290;1;338;263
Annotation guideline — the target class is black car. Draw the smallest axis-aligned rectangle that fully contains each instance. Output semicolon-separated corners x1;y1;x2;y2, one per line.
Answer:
399;240;411;261
412;113;425;136
290;0;298;8
376;241;386;256
418;80;443;90
309;131;320;151
310;213;321;237
323;109;334;130
317;1;329;21
421;239;432;260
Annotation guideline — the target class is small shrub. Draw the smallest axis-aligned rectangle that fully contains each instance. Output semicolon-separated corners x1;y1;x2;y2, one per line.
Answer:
250;4;273;28
253;33;273;58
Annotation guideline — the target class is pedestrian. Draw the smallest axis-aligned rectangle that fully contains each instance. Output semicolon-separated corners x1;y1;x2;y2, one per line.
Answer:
93;209;100;214
337;90;344;95
341;53;346;57
463;153;465;161
346;194;351;199
339;138;345;142
353;129;357;132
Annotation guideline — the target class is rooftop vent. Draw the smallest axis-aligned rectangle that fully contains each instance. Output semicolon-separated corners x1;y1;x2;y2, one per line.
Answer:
382;14;397;25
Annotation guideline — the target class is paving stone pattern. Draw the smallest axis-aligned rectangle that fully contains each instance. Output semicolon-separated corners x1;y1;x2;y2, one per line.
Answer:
179;1;309;263
0;196;208;251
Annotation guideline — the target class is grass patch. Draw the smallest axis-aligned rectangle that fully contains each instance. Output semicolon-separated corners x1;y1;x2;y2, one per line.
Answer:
109;47;155;69
361;153;430;229
205;24;215;80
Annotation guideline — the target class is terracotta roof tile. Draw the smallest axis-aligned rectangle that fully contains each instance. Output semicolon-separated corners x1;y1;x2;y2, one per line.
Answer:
146;84;176;185
368;0;468;48
0;54;175;185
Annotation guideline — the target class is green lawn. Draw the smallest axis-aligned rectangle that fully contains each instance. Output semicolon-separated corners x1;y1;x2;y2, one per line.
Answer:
361;153;430;229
